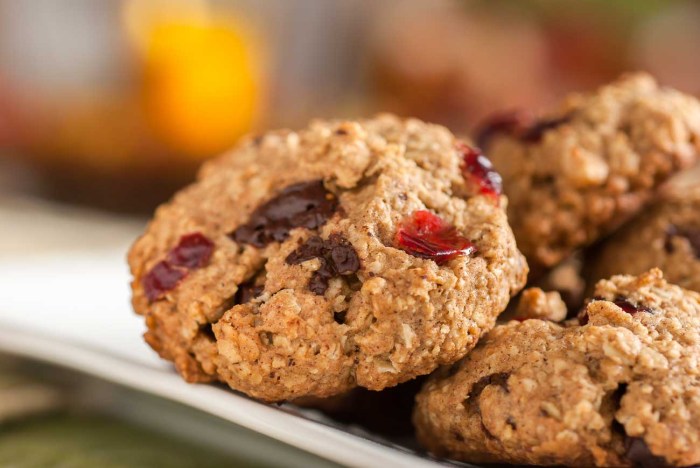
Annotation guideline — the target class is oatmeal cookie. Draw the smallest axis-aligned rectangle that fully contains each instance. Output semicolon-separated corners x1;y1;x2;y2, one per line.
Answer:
414;269;700;467
589;184;700;294
128;114;527;402
478;73;700;271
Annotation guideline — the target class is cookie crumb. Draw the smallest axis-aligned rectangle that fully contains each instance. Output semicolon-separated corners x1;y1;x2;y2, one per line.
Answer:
515;288;567;322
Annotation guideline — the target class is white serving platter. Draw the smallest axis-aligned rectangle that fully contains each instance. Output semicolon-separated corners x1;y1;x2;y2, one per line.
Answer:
0;251;461;468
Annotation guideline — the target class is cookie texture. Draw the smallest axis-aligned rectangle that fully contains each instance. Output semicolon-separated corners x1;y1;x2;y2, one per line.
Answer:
128;114;527;402
414;269;700;467
589;184;700;294
479;73;700;271
514;287;567;323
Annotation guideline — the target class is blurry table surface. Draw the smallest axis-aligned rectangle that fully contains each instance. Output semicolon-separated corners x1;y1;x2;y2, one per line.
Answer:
0;193;144;257
0;156;146;257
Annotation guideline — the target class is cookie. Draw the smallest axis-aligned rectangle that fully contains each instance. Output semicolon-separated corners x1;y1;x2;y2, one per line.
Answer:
478;73;700;271
128;114;528;402
513;287;567;323
414;269;700;467
589;184;700;294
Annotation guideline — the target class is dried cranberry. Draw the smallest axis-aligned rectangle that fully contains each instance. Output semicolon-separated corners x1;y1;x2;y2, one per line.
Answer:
613;298;652;315
519;115;570;143
475;110;570;147
143;232;215;302
143;261;187;302
580;297;651;324
475;110;531;148
395;210;476;265
167;232;214;269
230;180;338;248
458;142;502;199
577;310;589;325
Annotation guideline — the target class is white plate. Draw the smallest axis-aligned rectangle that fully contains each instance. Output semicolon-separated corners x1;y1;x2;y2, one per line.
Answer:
0;252;456;468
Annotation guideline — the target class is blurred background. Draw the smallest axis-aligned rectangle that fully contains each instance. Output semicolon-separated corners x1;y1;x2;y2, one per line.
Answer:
1;2;699;464
1;0;698;214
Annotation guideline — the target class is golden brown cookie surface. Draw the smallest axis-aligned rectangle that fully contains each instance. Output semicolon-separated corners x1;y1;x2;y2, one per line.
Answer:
414;269;700;467
480;73;700;271
589;185;700;294
128;114;527;401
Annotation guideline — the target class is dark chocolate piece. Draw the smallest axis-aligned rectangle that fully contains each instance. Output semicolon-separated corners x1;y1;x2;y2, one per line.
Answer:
230;180;338;248
286;234;360;295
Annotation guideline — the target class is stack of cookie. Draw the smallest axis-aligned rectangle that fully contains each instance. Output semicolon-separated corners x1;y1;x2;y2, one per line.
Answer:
129;73;700;466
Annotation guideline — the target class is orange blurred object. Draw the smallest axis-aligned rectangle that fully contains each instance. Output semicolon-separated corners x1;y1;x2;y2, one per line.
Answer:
140;19;261;158
0;0;265;212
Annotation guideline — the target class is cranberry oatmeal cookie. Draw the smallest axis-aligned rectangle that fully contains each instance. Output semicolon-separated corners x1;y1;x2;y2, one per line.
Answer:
414;269;700;467
478;73;700;271
589;185;700;294
128;114;527;402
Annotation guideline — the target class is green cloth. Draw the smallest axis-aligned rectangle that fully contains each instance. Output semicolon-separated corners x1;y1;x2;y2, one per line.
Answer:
0;414;256;468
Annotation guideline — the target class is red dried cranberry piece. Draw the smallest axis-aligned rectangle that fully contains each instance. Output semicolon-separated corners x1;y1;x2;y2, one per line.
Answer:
475;110;532;148
613;297;652;315
458;142;502;199
167;232;214;269
519;115;570;143
395;210;476;265
143;261;187;302
143;232;215;302
580;297;651;324
578;311;589;325
475;110;570;147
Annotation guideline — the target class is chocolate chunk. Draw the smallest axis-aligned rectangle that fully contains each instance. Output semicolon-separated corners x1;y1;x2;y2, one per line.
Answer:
309;264;333;295
286;236;326;264
230;180;338;248
286;234;361;295
329;238;361;274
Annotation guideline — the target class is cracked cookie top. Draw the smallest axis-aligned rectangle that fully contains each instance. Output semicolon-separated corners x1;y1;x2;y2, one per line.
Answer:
128;114;527;401
414;269;700;467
